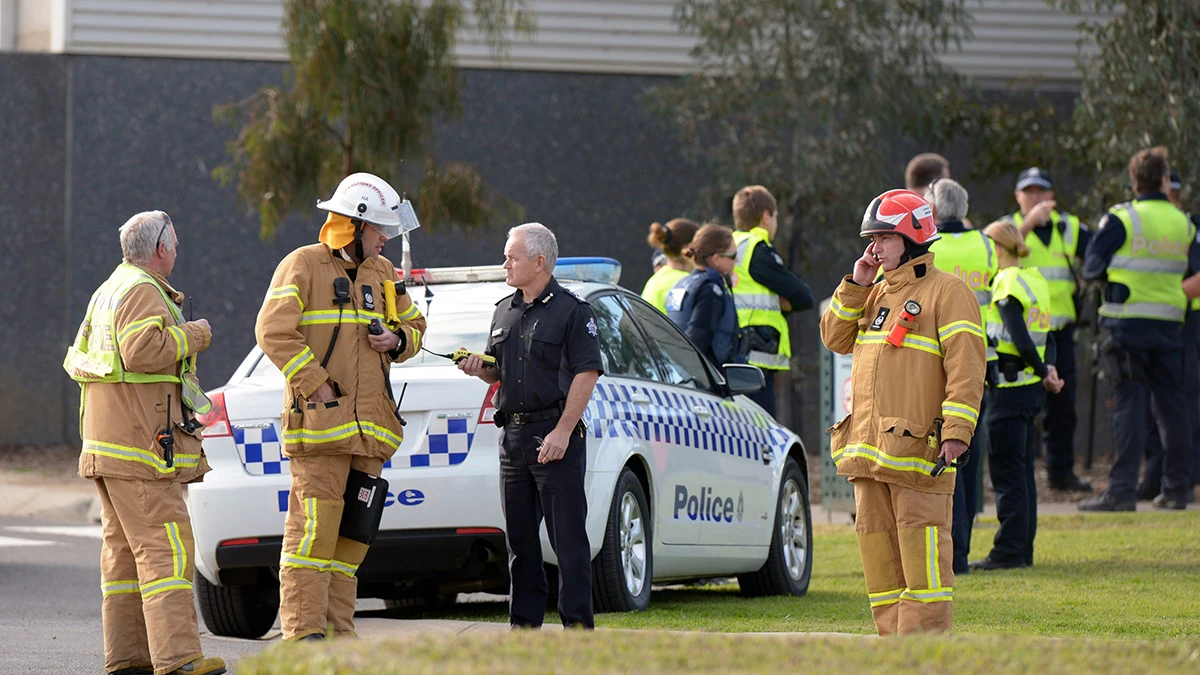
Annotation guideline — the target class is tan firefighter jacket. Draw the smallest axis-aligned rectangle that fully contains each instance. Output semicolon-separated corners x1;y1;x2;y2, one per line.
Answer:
76;266;213;482
255;244;426;460
820;252;986;495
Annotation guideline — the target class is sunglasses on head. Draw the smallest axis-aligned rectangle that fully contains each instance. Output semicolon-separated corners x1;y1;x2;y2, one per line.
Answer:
157;213;173;249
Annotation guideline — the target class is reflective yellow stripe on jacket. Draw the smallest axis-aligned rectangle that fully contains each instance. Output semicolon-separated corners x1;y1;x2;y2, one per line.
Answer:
831;443;955;475
81;440;201;474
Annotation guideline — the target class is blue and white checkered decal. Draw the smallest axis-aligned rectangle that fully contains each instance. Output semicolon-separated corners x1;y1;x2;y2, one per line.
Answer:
582;381;789;459
399;414;475;468
233;423;393;475
233;425;289;475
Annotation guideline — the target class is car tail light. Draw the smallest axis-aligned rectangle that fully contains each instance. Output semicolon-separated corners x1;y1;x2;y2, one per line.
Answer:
478;381;500;425
219;537;260;547
456;527;502;535
197;391;232;438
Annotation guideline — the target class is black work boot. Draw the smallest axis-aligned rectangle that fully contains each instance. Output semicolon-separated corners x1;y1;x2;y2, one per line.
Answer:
1151;494;1187;510
108;667;153;675
1078;492;1136;512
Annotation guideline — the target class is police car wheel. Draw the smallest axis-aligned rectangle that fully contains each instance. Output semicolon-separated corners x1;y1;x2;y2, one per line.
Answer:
195;569;279;639
737;457;812;597
592;467;653;613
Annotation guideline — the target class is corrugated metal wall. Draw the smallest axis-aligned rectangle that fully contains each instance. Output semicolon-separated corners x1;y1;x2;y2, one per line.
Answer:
60;0;1091;83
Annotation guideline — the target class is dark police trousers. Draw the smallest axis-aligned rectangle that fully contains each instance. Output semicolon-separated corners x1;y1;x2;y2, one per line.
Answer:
987;384;1045;566
1139;312;1200;492
749;370;777;418
1105;339;1194;503
952;393;987;574
499;416;593;628
1042;324;1078;482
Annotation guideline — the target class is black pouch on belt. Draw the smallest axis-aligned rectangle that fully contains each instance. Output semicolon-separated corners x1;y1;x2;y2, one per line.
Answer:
340;469;389;545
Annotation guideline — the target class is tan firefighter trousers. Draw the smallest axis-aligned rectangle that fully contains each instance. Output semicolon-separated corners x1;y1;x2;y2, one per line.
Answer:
279;454;384;640
853;477;954;635
96;477;204;675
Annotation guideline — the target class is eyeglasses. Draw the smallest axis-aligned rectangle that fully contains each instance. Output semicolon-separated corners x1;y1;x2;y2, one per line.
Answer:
715;251;738;260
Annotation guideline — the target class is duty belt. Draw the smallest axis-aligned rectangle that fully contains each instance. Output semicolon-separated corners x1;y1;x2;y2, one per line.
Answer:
494;401;565;426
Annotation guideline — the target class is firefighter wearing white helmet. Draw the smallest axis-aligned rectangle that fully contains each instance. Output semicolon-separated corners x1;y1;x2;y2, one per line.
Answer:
820;189;985;636
255;172;427;641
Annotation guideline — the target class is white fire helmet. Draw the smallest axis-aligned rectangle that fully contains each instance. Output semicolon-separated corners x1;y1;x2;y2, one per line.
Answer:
316;172;421;238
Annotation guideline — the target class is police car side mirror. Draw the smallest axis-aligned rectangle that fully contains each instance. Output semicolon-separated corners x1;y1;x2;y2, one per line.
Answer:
722;364;766;396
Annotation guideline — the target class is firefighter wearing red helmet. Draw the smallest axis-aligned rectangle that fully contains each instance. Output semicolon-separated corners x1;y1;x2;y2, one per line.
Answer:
821;189;986;635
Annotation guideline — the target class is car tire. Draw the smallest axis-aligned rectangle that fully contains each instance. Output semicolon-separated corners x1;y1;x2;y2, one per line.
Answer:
196;569;279;639
738;457;812;597
592;467;653;613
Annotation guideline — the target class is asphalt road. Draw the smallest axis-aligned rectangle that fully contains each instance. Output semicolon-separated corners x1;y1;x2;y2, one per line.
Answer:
0;515;273;674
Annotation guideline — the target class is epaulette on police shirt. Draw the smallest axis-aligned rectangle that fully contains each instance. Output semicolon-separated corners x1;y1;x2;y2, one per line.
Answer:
495;292;516;307
561;288;589;304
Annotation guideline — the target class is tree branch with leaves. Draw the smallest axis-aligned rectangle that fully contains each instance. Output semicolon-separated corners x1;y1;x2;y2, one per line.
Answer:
213;0;535;239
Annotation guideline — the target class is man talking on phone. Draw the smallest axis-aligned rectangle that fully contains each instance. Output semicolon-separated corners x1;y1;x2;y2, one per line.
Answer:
821;189;985;635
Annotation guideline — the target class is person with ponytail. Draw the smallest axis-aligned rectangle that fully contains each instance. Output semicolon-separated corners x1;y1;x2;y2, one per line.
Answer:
641;218;698;313
970;219;1062;572
665;225;743;366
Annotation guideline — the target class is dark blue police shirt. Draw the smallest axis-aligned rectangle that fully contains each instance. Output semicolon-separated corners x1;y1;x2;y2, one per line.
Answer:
665;267;742;366
485;277;604;414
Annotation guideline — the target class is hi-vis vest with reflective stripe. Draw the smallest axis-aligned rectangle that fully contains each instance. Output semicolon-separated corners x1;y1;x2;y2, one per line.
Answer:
64;264;210;414
1008;210;1081;329
930;229;998;360
1099;200;1193;323
985;267;1050;388
641;265;689;314
731;227;791;370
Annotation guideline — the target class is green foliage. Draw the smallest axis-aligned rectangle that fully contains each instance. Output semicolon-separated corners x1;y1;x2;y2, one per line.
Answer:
1051;1;1200;213
213;0;535;239
647;1;974;264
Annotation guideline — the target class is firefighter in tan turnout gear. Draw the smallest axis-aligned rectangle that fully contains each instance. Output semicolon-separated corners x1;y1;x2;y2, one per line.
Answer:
821;189;986;635
64;211;225;675
256;172;426;641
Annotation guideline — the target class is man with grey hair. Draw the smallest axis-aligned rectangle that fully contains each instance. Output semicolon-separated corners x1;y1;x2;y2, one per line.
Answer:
64;211;225;674
458;222;603;629
925;179;998;577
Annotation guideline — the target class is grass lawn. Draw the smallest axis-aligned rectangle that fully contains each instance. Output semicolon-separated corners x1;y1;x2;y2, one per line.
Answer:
389;512;1200;638
238;512;1200;674
237;631;1200;674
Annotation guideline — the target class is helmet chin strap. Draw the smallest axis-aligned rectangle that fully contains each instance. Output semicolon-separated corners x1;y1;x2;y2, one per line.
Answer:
899;239;930;266
344;218;366;265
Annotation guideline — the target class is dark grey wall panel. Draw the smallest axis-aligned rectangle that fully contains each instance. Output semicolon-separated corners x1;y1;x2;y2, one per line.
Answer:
0;55;68;444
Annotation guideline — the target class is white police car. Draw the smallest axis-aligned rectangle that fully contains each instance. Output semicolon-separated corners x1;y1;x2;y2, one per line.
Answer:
188;258;812;638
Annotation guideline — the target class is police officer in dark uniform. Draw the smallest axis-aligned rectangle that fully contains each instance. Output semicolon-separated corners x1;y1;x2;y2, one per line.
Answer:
458;222;603;629
1079;148;1200;512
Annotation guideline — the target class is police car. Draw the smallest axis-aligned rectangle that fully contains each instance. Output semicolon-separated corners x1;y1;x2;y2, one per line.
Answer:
188;258;812;638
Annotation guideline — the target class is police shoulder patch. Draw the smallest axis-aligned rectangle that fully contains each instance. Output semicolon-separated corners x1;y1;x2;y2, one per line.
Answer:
772;252;785;266
586;317;599;337
712;284;724;296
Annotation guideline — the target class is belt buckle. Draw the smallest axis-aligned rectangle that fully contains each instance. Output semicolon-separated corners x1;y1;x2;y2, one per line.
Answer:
511;412;527;425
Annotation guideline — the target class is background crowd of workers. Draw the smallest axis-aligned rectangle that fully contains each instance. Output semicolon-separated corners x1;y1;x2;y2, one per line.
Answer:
643;147;1199;635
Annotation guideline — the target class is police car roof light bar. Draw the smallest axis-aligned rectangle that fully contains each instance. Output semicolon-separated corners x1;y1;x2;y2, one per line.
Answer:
394;257;622;286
